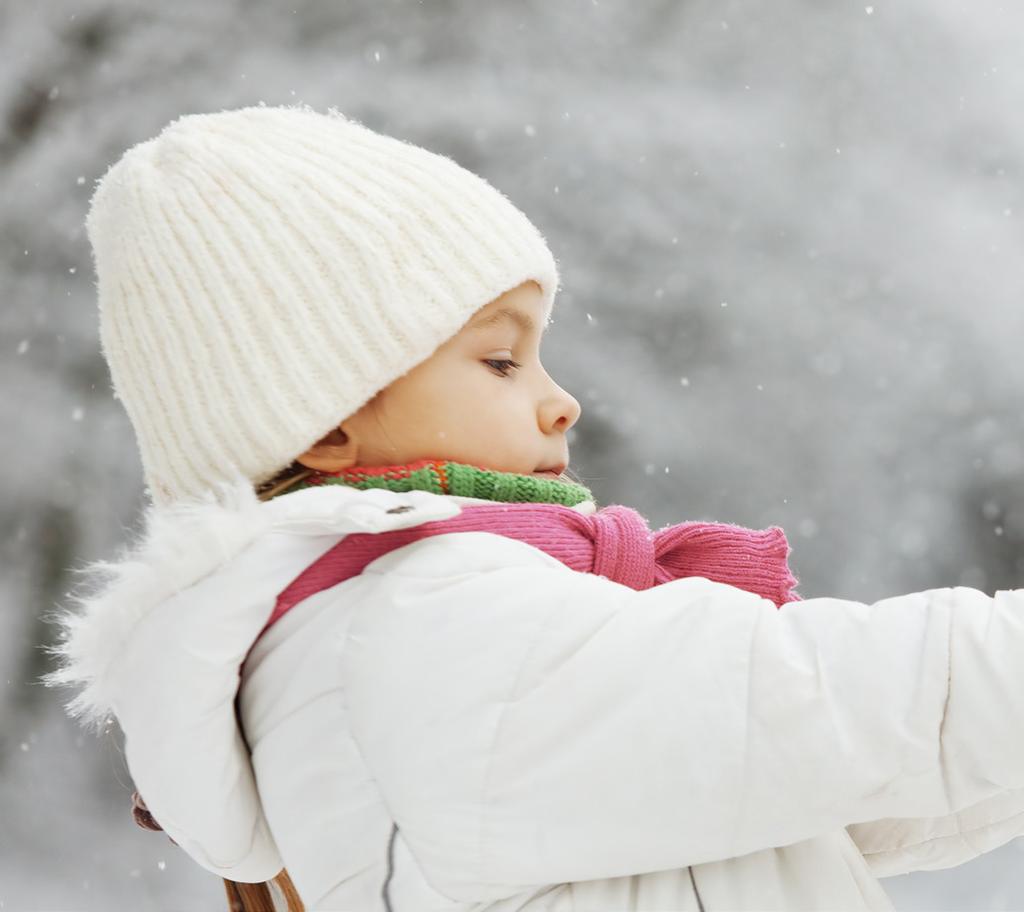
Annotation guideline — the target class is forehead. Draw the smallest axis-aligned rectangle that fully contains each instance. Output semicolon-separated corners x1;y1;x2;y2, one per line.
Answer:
466;306;547;336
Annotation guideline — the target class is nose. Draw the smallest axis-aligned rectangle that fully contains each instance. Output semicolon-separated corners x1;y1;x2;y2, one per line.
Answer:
539;378;582;436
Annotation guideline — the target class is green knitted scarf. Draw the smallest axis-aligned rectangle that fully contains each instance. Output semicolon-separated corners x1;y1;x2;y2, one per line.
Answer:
284;457;594;507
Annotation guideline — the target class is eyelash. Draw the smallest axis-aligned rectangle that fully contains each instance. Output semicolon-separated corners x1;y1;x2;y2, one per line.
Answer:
483;358;522;377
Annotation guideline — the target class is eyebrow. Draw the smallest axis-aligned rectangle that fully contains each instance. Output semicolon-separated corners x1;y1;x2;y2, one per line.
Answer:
467;307;547;335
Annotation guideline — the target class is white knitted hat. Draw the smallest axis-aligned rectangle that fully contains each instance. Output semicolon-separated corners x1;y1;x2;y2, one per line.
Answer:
86;104;561;507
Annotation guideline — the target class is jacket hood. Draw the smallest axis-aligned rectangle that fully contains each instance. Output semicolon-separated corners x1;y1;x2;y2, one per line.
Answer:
40;473;597;734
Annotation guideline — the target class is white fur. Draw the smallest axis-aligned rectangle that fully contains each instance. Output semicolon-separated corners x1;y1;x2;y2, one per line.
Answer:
39;475;274;734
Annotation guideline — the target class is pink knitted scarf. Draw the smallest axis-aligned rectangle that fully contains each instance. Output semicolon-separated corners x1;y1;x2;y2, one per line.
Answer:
257;501;802;641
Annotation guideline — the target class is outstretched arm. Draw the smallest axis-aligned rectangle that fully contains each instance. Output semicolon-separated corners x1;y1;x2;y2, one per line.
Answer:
846;787;1024;877
341;534;1024;898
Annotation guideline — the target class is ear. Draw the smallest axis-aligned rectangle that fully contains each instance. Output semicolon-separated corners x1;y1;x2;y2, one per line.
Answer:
294;422;360;473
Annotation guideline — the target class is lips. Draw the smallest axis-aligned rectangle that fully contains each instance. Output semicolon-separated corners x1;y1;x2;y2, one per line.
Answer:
533;463;567;478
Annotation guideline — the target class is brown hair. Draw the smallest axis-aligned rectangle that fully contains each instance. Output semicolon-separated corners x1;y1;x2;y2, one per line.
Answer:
254;459;318;503
223;871;305;912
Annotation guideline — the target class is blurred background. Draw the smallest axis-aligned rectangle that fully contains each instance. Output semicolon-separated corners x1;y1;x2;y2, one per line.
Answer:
3;0;1024;908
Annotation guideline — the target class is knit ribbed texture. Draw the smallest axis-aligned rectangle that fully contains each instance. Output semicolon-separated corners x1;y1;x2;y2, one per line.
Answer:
87;104;561;507
287;458;594;507
259;466;802;639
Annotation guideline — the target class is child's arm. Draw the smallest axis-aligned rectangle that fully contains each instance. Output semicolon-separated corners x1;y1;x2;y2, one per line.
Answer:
342;534;1024;900
845;787;1024;877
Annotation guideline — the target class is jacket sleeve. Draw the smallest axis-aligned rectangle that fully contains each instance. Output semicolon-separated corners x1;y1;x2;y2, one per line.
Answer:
339;533;1024;900
845;788;1024;877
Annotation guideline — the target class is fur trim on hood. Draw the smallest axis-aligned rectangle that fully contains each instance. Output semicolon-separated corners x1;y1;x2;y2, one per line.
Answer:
38;474;472;734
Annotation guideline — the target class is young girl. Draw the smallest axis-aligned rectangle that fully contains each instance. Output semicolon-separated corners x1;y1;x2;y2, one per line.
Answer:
42;105;1024;912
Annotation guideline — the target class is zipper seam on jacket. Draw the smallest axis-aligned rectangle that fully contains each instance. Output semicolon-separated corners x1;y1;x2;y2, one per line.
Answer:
688;864;707;912
382;822;398;911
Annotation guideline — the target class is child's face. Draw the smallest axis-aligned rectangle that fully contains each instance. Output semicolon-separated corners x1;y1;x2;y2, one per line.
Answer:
299;280;581;479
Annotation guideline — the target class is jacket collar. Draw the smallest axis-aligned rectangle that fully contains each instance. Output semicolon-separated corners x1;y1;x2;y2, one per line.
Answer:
41;474;596;733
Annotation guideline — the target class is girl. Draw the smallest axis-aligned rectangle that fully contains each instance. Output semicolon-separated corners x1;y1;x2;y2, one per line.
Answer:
42;105;1024;912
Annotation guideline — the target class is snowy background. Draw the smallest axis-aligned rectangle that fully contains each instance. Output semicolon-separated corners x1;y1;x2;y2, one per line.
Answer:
3;0;1024;908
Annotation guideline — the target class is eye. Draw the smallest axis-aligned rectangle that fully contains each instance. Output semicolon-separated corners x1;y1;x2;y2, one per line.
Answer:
483;358;521;378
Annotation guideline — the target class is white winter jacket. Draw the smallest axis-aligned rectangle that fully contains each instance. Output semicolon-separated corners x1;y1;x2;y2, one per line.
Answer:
43;479;1024;911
